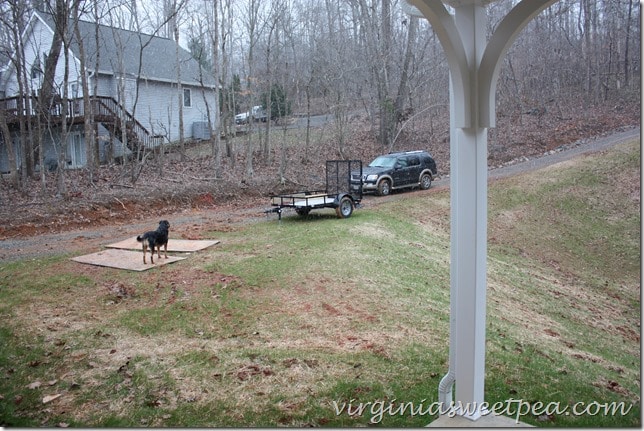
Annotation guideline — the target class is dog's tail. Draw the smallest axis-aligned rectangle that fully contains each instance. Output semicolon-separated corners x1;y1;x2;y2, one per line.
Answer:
136;235;144;242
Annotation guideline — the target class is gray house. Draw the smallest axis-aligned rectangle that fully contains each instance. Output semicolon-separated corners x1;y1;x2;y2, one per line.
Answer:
0;10;218;172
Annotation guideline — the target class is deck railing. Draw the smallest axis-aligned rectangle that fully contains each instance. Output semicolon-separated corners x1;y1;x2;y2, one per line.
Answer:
0;95;161;149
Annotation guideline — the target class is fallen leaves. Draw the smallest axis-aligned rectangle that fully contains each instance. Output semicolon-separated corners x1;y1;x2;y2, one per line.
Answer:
23;379;65;405
236;364;274;381
27;381;42;389
42;393;62;404
26;377;58;392
105;282;136;301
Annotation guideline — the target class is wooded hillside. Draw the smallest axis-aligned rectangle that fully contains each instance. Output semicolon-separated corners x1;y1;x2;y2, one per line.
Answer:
0;0;640;214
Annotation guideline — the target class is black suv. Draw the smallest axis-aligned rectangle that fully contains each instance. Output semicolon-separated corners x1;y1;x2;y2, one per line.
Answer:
359;150;437;196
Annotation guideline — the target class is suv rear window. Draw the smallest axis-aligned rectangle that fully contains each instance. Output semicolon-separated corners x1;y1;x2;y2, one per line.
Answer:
407;156;420;166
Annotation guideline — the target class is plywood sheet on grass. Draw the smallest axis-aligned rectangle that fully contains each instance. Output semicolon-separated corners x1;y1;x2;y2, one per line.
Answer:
72;249;186;271
106;237;220;252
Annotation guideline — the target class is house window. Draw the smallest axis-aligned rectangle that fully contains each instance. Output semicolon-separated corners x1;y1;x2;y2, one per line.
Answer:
30;55;42;79
183;88;192;107
30;64;40;79
70;82;79;98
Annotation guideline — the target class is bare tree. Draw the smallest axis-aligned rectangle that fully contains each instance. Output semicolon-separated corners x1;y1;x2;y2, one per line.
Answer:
38;0;72;196
0;1;25;188
208;0;222;177
169;0;186;159
219;0;235;164
623;0;634;86
240;0;263;180
260;0;284;166
72;0;97;184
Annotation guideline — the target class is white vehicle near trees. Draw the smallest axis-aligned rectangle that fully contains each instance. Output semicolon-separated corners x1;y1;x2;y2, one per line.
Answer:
235;105;267;124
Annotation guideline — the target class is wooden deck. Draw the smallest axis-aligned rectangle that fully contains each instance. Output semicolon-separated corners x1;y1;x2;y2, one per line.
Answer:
0;95;157;149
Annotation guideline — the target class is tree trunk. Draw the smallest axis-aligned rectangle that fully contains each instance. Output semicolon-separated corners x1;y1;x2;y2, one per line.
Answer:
0;108;18;187
221;0;235;164
57;27;73;198
210;0;222;178
8;2;29;189
93;0;104;164
39;0;66;117
73;2;96;184
379;0;393;149
174;21;185;160
304;83;311;163
581;0;594;103
624;0;633;86
39;0;68;195
391;15;418;151
263;20;276;165
243;0;260;180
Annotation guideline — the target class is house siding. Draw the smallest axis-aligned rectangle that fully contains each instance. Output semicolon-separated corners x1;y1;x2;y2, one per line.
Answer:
5;15;84;99
1;11;218;171
133;80;216;142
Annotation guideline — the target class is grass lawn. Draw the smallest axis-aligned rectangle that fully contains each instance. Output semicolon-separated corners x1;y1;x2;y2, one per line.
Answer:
0;139;639;427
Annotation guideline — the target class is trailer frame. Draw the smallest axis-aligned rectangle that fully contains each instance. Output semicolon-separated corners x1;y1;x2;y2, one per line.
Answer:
268;160;363;220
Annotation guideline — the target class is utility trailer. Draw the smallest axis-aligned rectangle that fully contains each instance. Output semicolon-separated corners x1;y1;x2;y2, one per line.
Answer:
268;160;363;220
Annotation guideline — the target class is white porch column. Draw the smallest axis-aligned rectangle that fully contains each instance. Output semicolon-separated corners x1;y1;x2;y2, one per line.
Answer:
449;4;488;419
404;0;561;422
450;125;488;418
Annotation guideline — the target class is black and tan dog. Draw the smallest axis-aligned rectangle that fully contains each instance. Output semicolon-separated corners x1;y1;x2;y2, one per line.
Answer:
136;220;170;264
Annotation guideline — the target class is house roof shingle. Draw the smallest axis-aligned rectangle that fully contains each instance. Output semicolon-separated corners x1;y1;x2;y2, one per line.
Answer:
37;11;216;88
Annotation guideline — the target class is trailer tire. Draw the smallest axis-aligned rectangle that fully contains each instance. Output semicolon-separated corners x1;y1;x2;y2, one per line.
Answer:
336;196;354;218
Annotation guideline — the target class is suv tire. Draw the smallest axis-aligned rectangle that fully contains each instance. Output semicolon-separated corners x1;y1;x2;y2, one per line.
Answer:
377;179;391;196
420;173;432;190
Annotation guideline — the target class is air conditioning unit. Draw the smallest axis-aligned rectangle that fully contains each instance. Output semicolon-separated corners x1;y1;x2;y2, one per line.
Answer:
192;121;211;140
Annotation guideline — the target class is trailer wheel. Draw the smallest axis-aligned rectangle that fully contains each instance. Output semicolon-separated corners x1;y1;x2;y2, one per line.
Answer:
336;196;354;218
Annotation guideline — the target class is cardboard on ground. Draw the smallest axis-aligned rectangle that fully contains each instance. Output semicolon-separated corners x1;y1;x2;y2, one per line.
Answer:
106;237;220;252
72;237;219;271
72;249;186;271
